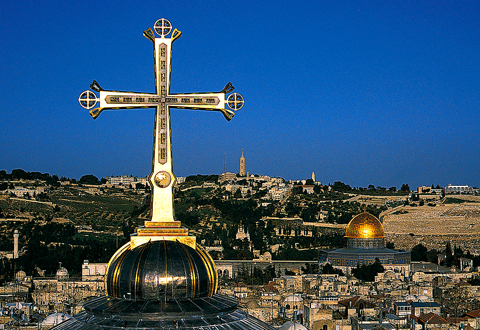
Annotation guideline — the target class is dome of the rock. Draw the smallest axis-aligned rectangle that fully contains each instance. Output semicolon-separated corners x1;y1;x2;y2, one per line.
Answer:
319;211;411;274
345;212;384;239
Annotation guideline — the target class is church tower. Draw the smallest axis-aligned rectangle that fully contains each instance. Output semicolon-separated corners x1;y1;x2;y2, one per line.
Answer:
239;149;246;176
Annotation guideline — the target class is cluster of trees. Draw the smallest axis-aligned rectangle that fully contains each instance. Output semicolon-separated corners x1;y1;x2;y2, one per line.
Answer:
185;174;219;184
286;198;385;225
323;202;385;224
0;169;109;186
331;181;411;196
174;185;348;259
173;177;359;259
352;258;385;282
322;259;387;281
411;242;480;268
1;169;59;182
235;264;278;285
0;221;123;282
0;169;62;187
292;181;410;197
274;248;319;261
321;263;345;276
175;189;273;254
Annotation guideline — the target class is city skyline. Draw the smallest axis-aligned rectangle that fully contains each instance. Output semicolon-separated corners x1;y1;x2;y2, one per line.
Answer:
2;1;480;189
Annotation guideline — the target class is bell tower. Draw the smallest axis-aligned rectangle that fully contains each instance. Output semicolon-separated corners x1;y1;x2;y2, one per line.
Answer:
239;148;246;176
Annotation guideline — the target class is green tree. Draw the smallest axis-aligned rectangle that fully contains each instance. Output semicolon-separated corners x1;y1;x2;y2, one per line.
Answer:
285;202;300;217
301;263;319;274
79;174;100;185
352;258;384;282
332;182;352;192
11;169;28;180
386;242;395;249
445;242;452;256
321;263;344;275
400;184;410;192
292;186;303;195
411;244;428;261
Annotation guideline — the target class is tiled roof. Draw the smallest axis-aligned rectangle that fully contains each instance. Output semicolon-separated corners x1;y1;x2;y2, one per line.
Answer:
446;316;469;324
466;308;480;318
417;313;448;324
338;296;377;308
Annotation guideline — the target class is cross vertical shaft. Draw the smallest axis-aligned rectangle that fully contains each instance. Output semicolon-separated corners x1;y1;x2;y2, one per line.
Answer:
149;37;175;224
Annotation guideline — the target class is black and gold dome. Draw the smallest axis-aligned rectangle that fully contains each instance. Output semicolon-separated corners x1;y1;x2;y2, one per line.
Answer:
52;237;274;330
105;240;217;301
345;212;384;239
51;218;274;330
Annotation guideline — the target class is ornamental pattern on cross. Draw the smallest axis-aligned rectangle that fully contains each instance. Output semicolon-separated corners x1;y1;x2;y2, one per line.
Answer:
79;18;243;224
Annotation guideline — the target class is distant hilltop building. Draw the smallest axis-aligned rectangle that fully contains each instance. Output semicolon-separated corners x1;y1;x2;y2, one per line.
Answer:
319;212;411;275
417;186;442;195
8;186;45;197
219;172;237;182
106;175;148;186
444;184;477;194
239;149;246;176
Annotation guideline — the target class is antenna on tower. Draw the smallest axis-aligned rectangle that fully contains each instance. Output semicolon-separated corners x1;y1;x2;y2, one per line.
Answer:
224;152;226;175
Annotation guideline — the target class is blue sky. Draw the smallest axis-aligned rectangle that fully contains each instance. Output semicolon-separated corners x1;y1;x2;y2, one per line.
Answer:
1;0;480;189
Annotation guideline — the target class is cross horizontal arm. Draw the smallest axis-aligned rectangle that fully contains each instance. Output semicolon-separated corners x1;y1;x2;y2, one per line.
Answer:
89;90;235;121
168;92;234;120
88;91;156;119
99;91;158;108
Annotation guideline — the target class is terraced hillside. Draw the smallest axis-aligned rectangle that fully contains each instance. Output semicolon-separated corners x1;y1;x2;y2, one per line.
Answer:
0;187;146;232
383;203;480;253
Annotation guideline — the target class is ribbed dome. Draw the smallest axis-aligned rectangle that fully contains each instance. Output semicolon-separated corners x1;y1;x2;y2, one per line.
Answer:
345;212;384;239
105;240;217;301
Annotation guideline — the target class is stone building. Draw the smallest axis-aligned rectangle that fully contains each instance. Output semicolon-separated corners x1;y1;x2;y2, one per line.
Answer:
31;266;104;314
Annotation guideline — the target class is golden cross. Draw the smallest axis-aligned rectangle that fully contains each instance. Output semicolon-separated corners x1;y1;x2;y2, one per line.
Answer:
79;19;243;248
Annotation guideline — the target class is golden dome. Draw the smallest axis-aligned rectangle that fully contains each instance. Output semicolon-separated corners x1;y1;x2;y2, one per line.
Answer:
345;212;384;239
